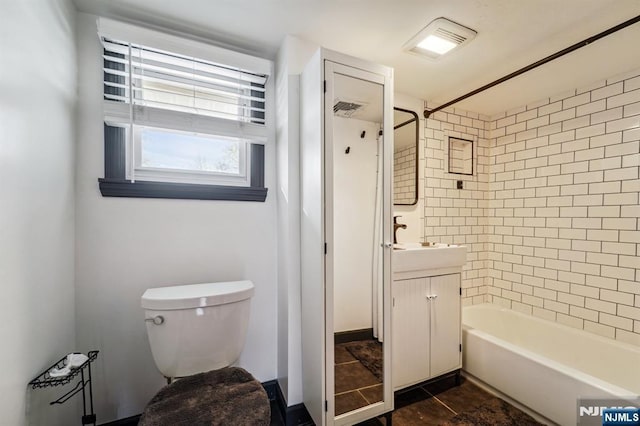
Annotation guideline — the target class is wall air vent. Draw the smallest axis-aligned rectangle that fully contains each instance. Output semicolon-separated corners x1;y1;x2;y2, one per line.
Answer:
404;17;477;60
333;99;367;118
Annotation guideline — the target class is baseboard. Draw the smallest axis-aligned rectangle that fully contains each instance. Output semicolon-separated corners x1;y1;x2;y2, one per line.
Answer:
273;380;314;425
262;379;280;401
262;380;313;426
99;414;140;426
334;328;374;344
285;403;314;425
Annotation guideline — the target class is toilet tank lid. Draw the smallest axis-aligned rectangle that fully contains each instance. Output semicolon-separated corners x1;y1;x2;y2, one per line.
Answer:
141;280;254;310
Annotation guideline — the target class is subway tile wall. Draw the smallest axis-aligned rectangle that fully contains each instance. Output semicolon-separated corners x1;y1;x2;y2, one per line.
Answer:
486;68;640;346
394;145;417;204
423;107;491;305
422;68;640;345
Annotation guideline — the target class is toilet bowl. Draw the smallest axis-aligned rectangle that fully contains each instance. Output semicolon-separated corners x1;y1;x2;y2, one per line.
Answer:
141;280;254;378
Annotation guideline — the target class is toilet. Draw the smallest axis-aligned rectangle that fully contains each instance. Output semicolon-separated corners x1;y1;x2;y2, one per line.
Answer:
139;280;270;425
141;280;255;378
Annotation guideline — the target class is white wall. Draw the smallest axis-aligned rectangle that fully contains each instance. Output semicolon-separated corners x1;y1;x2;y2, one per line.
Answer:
0;0;77;424
333;117;380;332
393;93;425;243
74;12;278;422
275;35;318;406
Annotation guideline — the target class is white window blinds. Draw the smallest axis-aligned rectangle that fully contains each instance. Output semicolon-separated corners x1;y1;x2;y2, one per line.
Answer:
103;40;266;123
98;18;270;141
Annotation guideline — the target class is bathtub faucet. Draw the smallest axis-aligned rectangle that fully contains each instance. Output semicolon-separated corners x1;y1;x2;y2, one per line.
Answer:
394;216;407;244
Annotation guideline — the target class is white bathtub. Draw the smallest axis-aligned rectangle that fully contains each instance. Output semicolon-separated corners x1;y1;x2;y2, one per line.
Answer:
462;303;640;425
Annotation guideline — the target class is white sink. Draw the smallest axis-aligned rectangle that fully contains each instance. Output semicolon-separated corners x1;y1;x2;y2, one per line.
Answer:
393;243;467;272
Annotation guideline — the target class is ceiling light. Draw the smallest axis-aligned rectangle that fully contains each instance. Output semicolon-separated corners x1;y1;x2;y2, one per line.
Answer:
417;35;457;55
404;17;477;60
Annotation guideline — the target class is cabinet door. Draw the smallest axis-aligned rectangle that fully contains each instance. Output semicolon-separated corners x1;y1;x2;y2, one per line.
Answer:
429;274;461;377
392;277;430;389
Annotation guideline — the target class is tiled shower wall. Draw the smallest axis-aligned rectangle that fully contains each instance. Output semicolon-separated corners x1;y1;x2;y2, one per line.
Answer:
422;68;640;345
394;145;417;204
486;68;640;346
423;107;491;305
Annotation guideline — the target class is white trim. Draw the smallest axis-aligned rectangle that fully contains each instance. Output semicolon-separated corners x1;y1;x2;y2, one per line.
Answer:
97;17;272;76
128;43;135;182
103;101;267;142
130;168;250;186
327;61;386;85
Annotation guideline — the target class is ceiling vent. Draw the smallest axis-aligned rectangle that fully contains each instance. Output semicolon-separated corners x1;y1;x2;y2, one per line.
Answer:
404;17;477;60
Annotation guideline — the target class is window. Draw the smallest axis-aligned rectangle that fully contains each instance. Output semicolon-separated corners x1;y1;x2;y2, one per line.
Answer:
97;18;271;201
133;127;248;185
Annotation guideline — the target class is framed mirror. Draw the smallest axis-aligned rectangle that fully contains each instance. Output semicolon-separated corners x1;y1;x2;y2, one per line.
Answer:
325;60;393;425
393;108;419;205
299;50;393;426
448;136;473;175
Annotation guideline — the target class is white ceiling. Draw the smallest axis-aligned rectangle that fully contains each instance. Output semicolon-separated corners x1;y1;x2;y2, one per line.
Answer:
74;0;640;116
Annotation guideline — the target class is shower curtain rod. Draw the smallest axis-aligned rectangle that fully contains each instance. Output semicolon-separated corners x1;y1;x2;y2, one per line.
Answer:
424;14;640;119
394;116;417;130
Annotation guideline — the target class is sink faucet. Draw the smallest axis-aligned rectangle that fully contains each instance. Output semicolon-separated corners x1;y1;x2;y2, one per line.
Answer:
393;215;407;244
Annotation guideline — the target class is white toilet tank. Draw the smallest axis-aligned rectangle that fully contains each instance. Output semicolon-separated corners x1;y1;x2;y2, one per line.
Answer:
141;280;254;378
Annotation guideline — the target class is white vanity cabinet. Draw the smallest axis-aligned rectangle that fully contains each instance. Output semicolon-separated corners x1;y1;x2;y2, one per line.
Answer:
392;272;461;390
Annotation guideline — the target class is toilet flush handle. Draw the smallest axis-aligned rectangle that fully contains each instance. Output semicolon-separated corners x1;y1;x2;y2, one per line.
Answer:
145;315;165;325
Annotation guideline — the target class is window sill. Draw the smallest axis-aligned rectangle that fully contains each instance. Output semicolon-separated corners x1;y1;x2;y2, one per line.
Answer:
98;179;268;202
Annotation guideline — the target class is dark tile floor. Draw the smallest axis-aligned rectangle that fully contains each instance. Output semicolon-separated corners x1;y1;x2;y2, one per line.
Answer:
387;376;494;425
355;375;542;426
335;342;383;416
268;342;542;425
